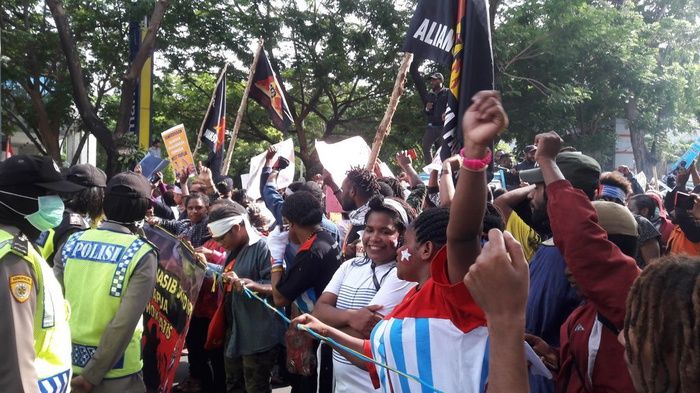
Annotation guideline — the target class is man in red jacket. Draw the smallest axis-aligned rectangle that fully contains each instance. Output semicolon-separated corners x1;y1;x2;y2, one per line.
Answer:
528;132;641;392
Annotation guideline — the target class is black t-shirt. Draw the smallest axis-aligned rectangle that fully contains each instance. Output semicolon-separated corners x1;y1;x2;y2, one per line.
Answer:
276;230;342;312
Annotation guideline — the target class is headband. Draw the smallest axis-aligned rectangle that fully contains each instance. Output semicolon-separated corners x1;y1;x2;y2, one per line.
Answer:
208;214;261;246
600;184;627;204
381;198;409;227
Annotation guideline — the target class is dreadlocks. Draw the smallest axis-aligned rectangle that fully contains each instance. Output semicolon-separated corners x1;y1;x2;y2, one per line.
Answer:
411;207;449;247
624;255;700;392
346;166;380;197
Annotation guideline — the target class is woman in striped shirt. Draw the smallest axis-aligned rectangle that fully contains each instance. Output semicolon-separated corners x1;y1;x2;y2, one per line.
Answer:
312;196;417;392
294;91;529;392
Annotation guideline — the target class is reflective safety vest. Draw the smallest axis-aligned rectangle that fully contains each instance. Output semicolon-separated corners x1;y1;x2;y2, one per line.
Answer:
61;228;154;379
36;229;55;262
0;229;73;393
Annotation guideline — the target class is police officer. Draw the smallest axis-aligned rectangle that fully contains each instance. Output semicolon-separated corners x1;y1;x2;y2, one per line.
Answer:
54;171;158;393
0;155;83;393
36;163;107;263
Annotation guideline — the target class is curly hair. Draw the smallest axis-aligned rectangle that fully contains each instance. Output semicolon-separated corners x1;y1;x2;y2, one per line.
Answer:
228;190;269;231
282;191;323;226
624;255;700;392
600;171;632;195
346;166;380;198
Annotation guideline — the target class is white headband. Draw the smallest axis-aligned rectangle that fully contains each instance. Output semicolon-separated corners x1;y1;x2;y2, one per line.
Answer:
382;198;409;227
208;214;261;246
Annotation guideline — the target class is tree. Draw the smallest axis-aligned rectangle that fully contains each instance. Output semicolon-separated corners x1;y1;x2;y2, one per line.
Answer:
494;0;699;172
46;0;170;175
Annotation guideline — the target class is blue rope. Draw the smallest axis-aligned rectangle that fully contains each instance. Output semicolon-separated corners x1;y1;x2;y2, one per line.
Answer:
239;285;442;392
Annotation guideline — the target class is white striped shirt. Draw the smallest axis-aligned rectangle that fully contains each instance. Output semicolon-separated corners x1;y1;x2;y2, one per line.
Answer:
323;257;415;392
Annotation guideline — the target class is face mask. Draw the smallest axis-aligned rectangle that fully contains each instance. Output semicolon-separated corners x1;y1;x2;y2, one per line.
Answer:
0;191;65;231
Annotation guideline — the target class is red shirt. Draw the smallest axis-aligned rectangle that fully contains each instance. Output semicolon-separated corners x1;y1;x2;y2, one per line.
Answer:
193;239;227;318
547;180;640;392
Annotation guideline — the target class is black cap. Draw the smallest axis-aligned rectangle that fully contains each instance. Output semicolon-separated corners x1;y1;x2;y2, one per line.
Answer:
0;155;85;193
106;171;152;199
429;72;444;82
524;145;538;154
67;164;107;188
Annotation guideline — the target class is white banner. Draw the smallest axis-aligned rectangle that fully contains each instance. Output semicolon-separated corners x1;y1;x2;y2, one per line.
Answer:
316;136;393;186
245;139;295;200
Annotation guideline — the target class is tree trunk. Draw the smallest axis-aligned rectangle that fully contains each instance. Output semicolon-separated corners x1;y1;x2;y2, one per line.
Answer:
625;96;651;174
25;82;61;161
47;0;170;175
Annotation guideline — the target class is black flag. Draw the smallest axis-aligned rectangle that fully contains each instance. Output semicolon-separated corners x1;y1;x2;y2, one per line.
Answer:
440;0;494;160
402;0;457;66
249;48;293;132
200;70;227;180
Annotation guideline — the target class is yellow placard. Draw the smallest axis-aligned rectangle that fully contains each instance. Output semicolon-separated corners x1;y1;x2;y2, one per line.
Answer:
161;124;195;177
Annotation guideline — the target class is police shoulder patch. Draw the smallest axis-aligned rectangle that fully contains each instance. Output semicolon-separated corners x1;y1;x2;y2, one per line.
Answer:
69;213;83;226
10;275;32;303
11;235;29;256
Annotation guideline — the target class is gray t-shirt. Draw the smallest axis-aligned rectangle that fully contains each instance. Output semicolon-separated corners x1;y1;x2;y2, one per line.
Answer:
225;239;284;357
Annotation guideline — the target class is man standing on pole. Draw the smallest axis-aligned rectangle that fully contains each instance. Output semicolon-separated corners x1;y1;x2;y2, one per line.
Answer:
421;73;448;164
0;155;80;393
54;172;158;393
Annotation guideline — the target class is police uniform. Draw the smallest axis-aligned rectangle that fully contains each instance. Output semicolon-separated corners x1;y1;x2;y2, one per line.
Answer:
36;211;89;263
0;155;84;393
54;172;158;393
37;164;107;264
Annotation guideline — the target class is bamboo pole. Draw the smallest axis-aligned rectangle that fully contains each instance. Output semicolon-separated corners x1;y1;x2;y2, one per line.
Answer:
222;38;264;175
366;53;414;170
192;63;229;160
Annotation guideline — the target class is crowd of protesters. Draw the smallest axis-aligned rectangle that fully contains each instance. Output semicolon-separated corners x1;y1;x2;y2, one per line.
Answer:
1;90;699;393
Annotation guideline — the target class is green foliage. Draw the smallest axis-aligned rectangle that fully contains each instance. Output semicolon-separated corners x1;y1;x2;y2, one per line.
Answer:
495;0;699;169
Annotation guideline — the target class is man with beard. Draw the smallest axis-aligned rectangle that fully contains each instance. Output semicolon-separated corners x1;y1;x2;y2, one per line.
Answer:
509;151;601;393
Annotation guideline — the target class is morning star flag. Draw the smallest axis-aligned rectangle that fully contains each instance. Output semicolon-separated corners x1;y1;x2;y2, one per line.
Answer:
249;48;293;132
402;0;457;65
142;225;206;393
200;70;227;179
440;0;494;160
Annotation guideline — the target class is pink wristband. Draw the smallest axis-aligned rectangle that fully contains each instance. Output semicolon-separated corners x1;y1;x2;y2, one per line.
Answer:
459;148;492;171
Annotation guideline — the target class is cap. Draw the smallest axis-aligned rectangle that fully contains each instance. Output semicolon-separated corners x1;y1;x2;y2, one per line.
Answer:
106;171;152;199
0;155;85;193
520;152;601;192
429;72;444;82
67;164;107;188
524;145;537;154
592;201;638;237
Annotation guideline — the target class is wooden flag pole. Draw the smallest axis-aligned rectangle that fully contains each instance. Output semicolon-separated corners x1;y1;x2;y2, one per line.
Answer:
193;63;229;159
366;52;414;170
222;38;265;175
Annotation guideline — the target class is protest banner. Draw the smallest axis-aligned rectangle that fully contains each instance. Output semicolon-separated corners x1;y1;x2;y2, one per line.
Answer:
244;138;295;200
317;136;394;187
142;226;206;393
402;0;457;66
670;136;700;173
139;154;170;180
161;124;196;177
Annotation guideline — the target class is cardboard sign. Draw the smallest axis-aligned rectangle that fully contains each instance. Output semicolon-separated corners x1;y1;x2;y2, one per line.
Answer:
161;124;196;177
245;139;295;200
